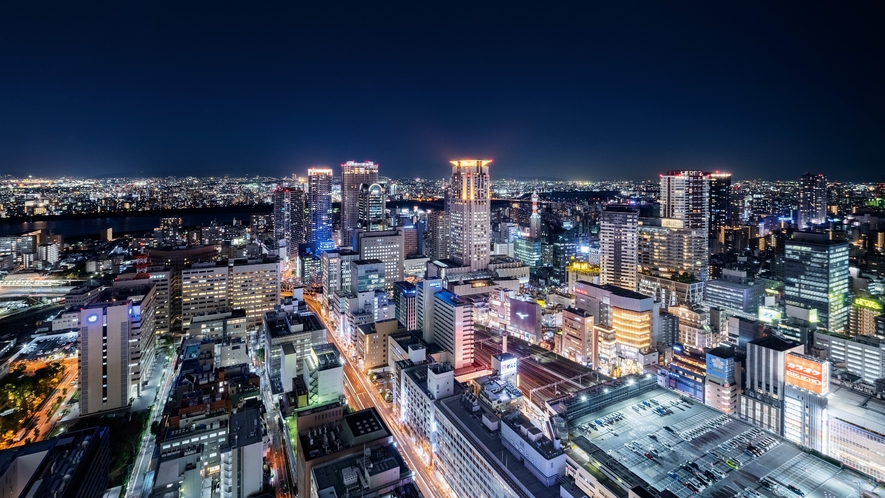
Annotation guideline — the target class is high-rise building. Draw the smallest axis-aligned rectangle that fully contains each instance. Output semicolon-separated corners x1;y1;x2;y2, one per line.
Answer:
308;167;334;248
433;290;474;369
660;170;710;233
394;281;417;331
704;345;741;415
341;161;379;237
447;159;492;271
416;277;444;344
783;353;829;452
354;229;404;292
638;217;710;282
739;336;803;435
79;301;136;415
798;172;827;227
358;182;386;232
599;206;639;291
784;232;849;333
529;191;541;239
273;186;292;254
426;210;449;261
706;172;732;238
561;307;596;367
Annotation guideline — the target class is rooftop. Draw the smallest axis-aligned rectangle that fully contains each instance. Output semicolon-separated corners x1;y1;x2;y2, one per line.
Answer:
311;443;417;498
749;335;800;351
298;408;391;462
435;290;472;307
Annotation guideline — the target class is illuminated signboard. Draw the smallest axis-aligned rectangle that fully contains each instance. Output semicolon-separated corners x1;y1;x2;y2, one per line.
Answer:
86;314;99;323
705;353;732;380
758;306;782;323
853;297;883;312
808;309;819;323
784;353;829;395
509;298;540;334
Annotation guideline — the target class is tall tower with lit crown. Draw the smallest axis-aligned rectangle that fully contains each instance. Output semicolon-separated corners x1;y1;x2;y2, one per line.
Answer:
308;168;334;249
447;159;492;271
341;161;379;236
529;191;541;239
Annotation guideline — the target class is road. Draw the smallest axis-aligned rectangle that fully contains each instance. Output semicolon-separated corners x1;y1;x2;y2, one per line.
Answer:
261;380;294;498
127;352;177;498
304;293;453;498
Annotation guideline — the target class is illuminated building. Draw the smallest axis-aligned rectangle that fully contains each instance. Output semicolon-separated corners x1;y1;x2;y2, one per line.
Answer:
599;206;638;291
416;277;444;344
354;229;405;292
666;344;706;401
432;290;474;369
574;281;659;369
670;304;716;350
79;299;139;415
705;346;741;415
340;160;379;237
740;336;803;435
784;232;849;333
565;260;599;295
309;441;419;498
706;171;732;238
798;172;827;227
849;296;883;337
514;234;542;268
703;278;764;314
358;182;386;232
826;386;885;481
263;308;326;394
529;191;541;239
426;210;449;261
447;159;492;271
782;353;829;452
659;170;709;281
638;217;709;281
811;332;885;384
308;167;334;248
561;307;596;367
273;186;307;257
357;318;402;372
399;361;456;460
393;281;417;330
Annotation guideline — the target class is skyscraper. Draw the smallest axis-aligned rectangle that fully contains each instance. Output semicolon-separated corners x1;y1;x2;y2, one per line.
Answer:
529;191;541;239
784;231;849;332
341;161;379;236
358;182;386;232
308;167;334;248
798;172;827;227
706;172;731;238
272;186;291;253
660;170;710;232
426;210;448;261
447;159;492;271
599;206;639;291
660;170;710;280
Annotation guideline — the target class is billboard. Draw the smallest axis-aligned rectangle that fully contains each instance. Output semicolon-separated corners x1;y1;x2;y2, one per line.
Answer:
705;353;732;380
509;298;541;335
784;353;829;395
758;306;782;323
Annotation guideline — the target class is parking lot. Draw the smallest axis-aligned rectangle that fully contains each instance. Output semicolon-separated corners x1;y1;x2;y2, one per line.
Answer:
567;387;880;498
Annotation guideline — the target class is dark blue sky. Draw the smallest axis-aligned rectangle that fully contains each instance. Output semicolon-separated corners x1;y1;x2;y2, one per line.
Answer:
1;2;883;181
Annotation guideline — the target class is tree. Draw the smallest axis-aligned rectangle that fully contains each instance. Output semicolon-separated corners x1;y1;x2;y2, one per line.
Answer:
150;421;159;435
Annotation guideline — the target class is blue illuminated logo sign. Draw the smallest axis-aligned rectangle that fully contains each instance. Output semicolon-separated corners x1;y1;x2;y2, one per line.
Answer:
87;314;99;324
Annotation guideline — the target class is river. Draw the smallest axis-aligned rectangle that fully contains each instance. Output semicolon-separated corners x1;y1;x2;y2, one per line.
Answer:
0;209;270;238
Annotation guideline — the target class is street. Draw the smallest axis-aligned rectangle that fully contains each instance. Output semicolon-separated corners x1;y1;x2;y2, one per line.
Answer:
304;293;453;498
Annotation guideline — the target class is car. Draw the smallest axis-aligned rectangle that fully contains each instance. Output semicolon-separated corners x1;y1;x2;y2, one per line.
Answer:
703;470;717;481
744;488;761;498
668;471;680;481
786;485;805;496
664;426;674;432
688;461;700;471
725;459;741;470
685;483;699;493
644;452;654;460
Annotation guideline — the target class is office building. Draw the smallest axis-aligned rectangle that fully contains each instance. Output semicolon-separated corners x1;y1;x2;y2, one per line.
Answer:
309;442;419;498
798;172;827;227
393;281;417;331
356;318;402;371
784;232;849;332
514;235;543;269
599;206;639;291
295;407;392;498
812;332;884;385
302;343;344;407
740;336;803;435
354;229;404;291
783;353;829;452
826;385;885;481
274;186;292;255
181;264;229;330
263;308;326;393
341;161;379;237
220;406;264;498
706;171;732;238
426;210;449;261
79;300;136;415
560;307;596;368
308;167;334;248
637;217;709;281
358;182;386;231
433;290;474;369
110;278;158;399
400;362;456;458
703;278;764;314
416;277;444;344
704;346;741;415
0;427;110;498
574;281;659;368
849;296;883;337
447;159;492;271
666;344;706;401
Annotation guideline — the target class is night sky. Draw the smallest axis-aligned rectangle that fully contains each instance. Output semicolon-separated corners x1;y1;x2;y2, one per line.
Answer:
1;3;883;181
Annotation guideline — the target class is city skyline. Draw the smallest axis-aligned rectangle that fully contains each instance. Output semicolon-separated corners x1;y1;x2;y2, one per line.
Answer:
2;3;884;181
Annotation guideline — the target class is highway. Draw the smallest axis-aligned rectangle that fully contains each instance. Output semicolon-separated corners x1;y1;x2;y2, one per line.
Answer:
304;293;453;498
